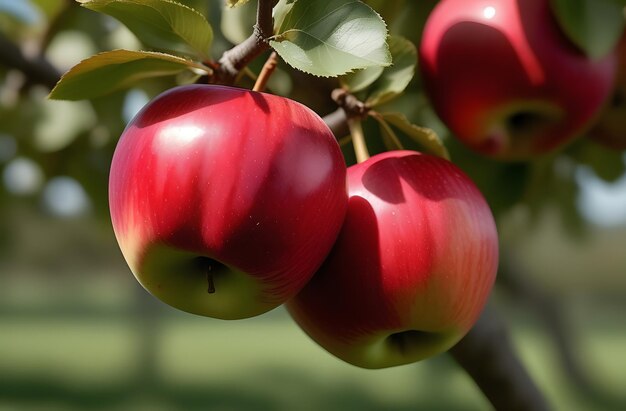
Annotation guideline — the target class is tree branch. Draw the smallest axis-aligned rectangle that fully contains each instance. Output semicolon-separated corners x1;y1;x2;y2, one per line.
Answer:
323;89;370;140
324;108;349;139
0;33;61;89
215;0;276;84
450;305;550;411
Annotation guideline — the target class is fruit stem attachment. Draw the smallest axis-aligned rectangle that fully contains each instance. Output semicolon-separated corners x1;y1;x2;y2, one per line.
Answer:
348;117;370;163
206;265;216;294
330;88;370;162
253;51;279;92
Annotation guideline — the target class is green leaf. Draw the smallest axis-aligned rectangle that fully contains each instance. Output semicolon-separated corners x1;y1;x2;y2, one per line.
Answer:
273;0;296;32
379;112;450;160
372;113;404;151
226;0;250;7
342;35;417;105
365;35;417;106
48;49;210;100
79;0;213;60
270;0;391;77
340;66;384;93
550;0;625;59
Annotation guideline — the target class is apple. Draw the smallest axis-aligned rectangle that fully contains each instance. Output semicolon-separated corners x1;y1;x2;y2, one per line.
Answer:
419;0;617;160
589;35;626;150
109;84;348;320
287;150;498;369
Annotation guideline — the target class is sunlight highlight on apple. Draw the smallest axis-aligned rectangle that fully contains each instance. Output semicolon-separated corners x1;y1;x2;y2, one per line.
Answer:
157;125;204;146
482;6;496;19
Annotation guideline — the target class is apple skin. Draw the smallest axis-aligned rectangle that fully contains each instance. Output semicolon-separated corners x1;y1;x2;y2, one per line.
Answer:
109;84;348;320
589;36;626;151
287;151;498;369
419;0;617;160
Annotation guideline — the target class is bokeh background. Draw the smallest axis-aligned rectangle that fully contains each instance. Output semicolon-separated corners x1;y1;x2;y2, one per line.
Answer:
1;1;625;410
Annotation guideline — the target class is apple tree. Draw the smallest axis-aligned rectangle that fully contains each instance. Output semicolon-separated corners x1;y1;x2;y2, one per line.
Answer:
2;0;626;409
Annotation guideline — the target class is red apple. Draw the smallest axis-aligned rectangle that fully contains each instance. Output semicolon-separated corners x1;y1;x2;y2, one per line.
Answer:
109;85;348;320
419;0;617;160
288;151;498;369
589;35;626;150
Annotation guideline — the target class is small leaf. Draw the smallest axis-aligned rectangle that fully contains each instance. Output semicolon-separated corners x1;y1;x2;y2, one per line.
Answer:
340;66;384;93
270;0;391;77
372;113;404;151
379;112;450;160
226;0;250;7
272;0;296;32
49;49;210;100
550;0;625;59
80;0;213;60
365;35;417;106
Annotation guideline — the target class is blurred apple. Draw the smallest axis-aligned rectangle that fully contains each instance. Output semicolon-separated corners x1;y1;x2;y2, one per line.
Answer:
109;85;348;320
288;151;498;369
419;0;617;160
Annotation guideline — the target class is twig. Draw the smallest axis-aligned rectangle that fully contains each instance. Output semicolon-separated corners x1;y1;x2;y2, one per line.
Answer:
323;108;349;139
0;33;60;89
331;88;369;119
215;0;275;84
252;51;278;92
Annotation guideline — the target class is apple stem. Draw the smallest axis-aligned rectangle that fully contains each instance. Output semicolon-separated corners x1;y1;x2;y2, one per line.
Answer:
348;117;370;163
207;265;216;294
252;51;279;92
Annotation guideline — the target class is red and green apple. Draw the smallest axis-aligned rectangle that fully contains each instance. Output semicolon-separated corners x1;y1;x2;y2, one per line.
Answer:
109;85;348;320
419;0;617;160
288;150;498;369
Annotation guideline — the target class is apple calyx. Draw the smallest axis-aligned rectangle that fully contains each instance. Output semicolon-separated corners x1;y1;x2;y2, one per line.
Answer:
482;101;565;157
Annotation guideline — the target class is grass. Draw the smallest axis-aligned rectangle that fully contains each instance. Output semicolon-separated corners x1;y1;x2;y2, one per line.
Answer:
1;303;625;411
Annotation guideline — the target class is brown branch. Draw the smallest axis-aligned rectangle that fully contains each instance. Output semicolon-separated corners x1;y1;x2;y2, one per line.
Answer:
450;305;550;411
214;0;276;84
323;108;349;138
323;89;370;140
0;33;61;89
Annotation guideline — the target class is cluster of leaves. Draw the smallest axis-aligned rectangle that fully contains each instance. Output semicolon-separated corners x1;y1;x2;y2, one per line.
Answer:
51;0;393;98
49;0;451;160
1;0;625;232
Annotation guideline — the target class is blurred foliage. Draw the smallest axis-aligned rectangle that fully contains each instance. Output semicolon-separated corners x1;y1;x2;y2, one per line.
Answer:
1;1;626;410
